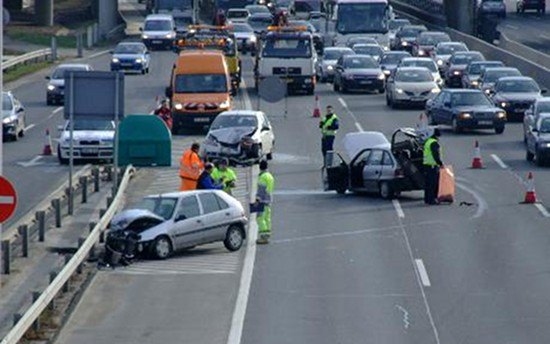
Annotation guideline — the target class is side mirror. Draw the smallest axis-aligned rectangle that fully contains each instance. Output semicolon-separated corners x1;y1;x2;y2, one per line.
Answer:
443;101;451;108
175;214;187;222
165;86;173;98
17;107;24;113
542;89;548;94
139;27;143;31
109;50;114;54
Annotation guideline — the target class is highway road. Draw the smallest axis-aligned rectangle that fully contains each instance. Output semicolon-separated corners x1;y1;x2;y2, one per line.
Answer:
498;11;550;54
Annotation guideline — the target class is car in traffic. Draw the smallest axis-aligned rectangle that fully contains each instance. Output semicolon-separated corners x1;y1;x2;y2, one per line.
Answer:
445;51;485;87
398;57;443;86
227;8;250;23
231;23;257;54
478;0;507;18
426;89;507;134
432;41;469;74
173;10;195;37
245;4;272;15
523;97;550;141
411;31;451;57
108;190;248;259
386;67;439;108
56;118;115;164
461;60;504;89
46;63;93;106
478;67;522;95
247;13;273;34
525;113;550;166
351;43;384;62
490;76;546;121
2;91;26;141
140;14;176;50
316;46;354;82
345;36;379;49
388;18;411;49
379;51;411;78
322;130;426;199
394;24;428;53
288;20;324;54
201;110;275;164
333;55;386;93
516;0;546;13
110;42;150;74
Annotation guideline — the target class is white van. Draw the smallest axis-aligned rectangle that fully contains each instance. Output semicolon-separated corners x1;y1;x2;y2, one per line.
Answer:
140;14;176;50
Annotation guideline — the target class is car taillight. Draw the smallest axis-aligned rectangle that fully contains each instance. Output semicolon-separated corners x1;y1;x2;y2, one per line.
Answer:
394;168;405;177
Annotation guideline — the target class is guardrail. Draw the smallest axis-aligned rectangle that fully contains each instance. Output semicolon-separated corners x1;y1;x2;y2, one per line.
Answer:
2;48;53;72
0;165;134;344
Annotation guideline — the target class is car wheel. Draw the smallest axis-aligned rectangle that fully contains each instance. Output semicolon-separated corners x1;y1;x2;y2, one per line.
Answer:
526;150;535;162
336;187;346;194
386;93;391;106
495;126;505;134
536;150;546;166
379;181;396;199
57;146;69;165
333;82;339;92
378;87;385;94
152;236;173;259
452;117;461;133
428;113;437;125
141;68;146;75
224;225;244;252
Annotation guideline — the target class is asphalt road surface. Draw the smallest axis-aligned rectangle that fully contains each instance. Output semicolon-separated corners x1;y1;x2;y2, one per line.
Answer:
498;11;550;54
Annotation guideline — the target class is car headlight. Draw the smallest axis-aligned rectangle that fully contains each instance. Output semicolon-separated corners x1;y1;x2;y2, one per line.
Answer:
471;80;479;86
174;103;183;110
453;70;461;76
484;88;492;95
377;73;385;80
142;34;149;39
112;57;119;63
431;87;440;93
418;50;425;56
250;36;257;43
165;33;174;38
47;84;56;91
500;102;508;108
100;138;113;146
327;65;334;71
383;69;391;76
437;59;443;66
2;115;17;124
383;46;389;51
543;142;550;148
219;100;231;109
396;88;404;94
496;111;506;119
401;41;408;46
135;58;143;64
459;112;472;119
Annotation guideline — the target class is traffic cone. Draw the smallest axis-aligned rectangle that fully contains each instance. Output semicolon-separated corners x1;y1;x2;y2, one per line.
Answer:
471;140;483;169
43;129;52;156
312;95;321;118
524;172;537;204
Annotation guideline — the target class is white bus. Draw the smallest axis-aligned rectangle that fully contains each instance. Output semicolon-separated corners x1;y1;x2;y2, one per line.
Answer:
332;0;394;48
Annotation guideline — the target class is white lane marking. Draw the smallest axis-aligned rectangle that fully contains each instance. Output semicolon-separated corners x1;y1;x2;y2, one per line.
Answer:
392;199;405;218
0;196;15;204
49;106;63;118
534;203;550;217
17;155;44;168
540;34;550;40
415;259;431;287
395;305;410;329
24;124;35;131
226;163;257;344
456;182;489;219
242;79;253;110
337;97;363;132
505;24;519;30
83;49;111;60
490;154;508;169
273;224;402;244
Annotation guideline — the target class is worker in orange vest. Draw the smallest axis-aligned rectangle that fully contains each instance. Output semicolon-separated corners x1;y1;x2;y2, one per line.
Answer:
179;142;204;191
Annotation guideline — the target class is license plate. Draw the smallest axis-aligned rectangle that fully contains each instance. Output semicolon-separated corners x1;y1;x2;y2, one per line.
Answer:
411;97;424;101
152;40;162;44
360;80;372;85
194;117;210;123
286;79;293;83
120;63;132;67
478;120;493;125
81;148;98;154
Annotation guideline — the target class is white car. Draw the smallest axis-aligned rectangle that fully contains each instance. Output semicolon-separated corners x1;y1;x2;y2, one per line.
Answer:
2;91;26;141
201;110;275;164
398;57;443;87
316;47;354;82
57;118;115;164
386;67;440;108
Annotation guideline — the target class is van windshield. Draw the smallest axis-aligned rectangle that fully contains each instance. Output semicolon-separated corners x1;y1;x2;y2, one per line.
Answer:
175;74;228;93
144;20;172;31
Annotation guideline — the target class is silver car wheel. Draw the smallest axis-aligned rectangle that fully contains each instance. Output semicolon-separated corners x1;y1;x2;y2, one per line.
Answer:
154;236;172;259
224;225;244;251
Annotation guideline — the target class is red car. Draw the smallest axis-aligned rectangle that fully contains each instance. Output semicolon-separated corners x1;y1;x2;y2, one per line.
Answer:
517;0;546;13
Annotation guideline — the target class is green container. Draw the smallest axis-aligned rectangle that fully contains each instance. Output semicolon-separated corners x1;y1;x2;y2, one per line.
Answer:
117;115;171;166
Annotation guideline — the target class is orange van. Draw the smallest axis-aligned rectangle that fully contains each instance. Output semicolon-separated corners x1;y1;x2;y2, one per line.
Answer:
166;50;233;133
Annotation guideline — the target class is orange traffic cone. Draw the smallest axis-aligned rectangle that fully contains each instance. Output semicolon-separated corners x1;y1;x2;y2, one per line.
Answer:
524;172;537;204
471;140;483;169
43;129;52;156
312;95;321;118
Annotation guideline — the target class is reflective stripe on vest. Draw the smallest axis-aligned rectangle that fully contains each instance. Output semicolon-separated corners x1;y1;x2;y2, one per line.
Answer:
321;115;338;136
423;137;439;167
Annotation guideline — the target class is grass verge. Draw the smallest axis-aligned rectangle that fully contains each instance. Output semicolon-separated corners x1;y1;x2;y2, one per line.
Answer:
7;30;77;49
4;61;54;83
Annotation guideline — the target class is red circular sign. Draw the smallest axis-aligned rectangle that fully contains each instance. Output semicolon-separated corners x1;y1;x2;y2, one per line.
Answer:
0;176;17;223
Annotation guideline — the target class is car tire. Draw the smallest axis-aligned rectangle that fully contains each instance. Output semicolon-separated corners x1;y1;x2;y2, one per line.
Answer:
152;236;173;259
386;93;390;106
146;67;150;74
378;87;385;94
224;225;245;252
57;146;69;165
379;181;396;199
452;117;462;133
536;150;546;166
333;82;340;92
336;187;346;194
46;98;53;106
526;150;535;162
495;126;505;134
341;84;347;94
141;68;146;75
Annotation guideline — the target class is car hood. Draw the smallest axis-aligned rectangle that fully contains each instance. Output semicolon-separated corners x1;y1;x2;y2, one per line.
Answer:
209;126;257;144
234;32;254;39
112;53;143;59
453;105;502;112
59;130;115;142
344;68;381;76
494;92;541;102
110;209;165;231
394;81;436;91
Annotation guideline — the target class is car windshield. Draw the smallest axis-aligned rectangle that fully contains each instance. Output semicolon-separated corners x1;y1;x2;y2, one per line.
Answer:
175;74;228;93
381;53;408;65
536;101;550;115
452;53;483;65
52;67;87;79
144;20;172;31
294;1;320;12
228;10;248;18
174;16;193;27
343;57;378;69
2;94;12;111
397;27;424;37
539;118;550;133
436;44;467;55
262;37;312;58
417;34;450;45
496;79;540;93
451;92;492;106
135;197;178;220
354;46;383;56
247;16;272;30
389;19;410;30
468;62;503;74
210;114;258;129
114;44;143;54
324;49;352;60
401;60;436;72
68;119;115;131
483;69;521;83
395;69;433;82
232;23;254;32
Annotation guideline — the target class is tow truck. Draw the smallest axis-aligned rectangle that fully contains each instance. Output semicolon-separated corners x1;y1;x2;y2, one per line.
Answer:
254;25;317;95
174;25;242;89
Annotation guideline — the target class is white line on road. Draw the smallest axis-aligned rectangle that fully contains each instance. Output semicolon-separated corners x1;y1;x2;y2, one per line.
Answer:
505;24;519;30
490;154;508;169
337;97;363;132
242;80;253;110
392;199;405;218
415;259;431;287
273;224;402;244
456;182;489;219
535;203;550;217
24;124;35;131
540;34;550;40
355;122;364;132
83;49;111;60
49;107;63;118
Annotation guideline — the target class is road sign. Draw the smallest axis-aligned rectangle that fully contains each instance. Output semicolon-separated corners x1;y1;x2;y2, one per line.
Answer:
0;176;17;223
258;76;286;103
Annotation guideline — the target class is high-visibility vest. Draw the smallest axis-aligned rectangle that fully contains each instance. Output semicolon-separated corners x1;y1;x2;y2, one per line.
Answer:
179;149;203;181
211;167;237;193
423;137;441;167
256;171;275;204
321;114;339;136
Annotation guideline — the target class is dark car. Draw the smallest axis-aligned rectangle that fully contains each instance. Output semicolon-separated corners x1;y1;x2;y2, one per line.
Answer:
523;97;550;142
426;89;507;134
394;25;427;53
333;55;386;94
173;11;195;37
478;67;522;95
478;0;507;18
433;41;469;75
517;0;546;13
380;51;411;78
445;51;485;87
389;18;411;49
247;13;273;34
461;60;504;88
411;31;451;58
526;113;550;166
352;43;384;62
490;76;546;121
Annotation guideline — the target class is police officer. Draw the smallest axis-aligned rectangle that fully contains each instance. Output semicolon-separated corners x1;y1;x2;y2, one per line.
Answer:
256;160;275;245
423;128;444;205
319;105;339;165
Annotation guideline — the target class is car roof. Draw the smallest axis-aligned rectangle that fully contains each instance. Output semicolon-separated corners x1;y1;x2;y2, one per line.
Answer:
342;131;390;159
483;67;519;72
248;12;272;18
325;47;353;51
116;42;145;46
146;189;230;199
497;76;535;81
353;43;381;48
402;57;434;62
228;8;249;11
453;51;483;56
396;66;431;72
55;63;91;69
470;60;502;65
